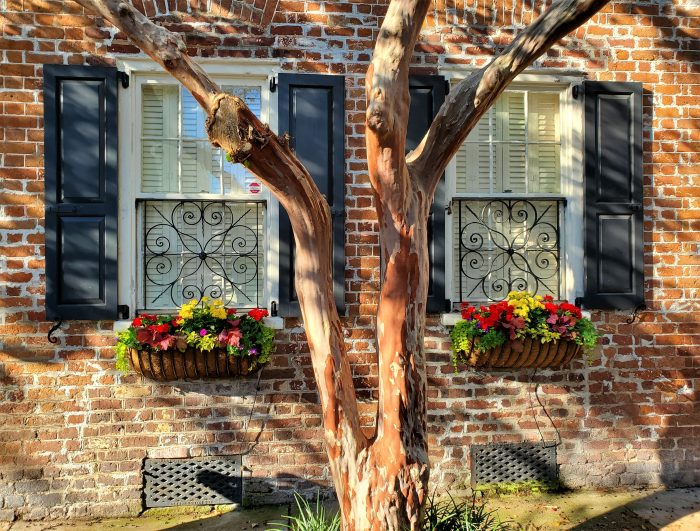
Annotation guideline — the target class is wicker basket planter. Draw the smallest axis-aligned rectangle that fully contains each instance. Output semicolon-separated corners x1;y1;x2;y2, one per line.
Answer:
458;337;581;369
129;347;263;381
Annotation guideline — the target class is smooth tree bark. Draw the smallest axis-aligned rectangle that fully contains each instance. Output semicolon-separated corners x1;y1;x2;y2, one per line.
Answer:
74;1;610;528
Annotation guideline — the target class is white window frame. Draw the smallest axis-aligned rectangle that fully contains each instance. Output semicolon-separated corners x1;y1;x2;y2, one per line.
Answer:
442;69;585;307
116;57;281;315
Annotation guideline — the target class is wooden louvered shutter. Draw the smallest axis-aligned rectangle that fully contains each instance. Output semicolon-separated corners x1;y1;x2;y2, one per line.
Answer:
44;65;119;320
583;81;644;309
277;74;346;317
407;75;448;313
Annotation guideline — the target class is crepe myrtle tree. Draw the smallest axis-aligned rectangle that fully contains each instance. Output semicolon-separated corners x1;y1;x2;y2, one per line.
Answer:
74;0;610;528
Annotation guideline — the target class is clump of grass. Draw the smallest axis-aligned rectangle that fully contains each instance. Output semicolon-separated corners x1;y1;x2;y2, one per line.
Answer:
423;492;513;531
266;491;340;531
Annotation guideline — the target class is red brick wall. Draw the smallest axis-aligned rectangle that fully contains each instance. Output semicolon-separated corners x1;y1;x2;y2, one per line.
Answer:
1;0;699;521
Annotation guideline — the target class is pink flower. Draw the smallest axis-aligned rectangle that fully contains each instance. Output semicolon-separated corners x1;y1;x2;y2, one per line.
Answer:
199;328;208;337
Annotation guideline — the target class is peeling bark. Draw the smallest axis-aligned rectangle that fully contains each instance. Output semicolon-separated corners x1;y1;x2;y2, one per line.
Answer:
75;0;613;528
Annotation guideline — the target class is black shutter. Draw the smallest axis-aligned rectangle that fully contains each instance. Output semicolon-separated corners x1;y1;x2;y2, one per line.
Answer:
583;81;644;310
277;74;345;317
44;65;119;320
407;75;447;313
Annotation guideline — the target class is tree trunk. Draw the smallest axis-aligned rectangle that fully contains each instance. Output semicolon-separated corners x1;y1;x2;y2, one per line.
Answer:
346;194;431;531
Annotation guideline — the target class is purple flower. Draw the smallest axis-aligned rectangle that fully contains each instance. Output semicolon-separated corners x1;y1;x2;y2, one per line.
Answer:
248;348;258;356
199;328;208;337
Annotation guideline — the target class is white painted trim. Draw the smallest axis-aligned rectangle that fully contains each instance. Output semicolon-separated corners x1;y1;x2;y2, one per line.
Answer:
116;57;281;314
116;56;281;78
441;313;462;327
441;66;585;85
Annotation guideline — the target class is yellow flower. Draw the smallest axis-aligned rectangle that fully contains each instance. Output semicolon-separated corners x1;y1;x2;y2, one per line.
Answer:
178;299;198;320
211;307;227;319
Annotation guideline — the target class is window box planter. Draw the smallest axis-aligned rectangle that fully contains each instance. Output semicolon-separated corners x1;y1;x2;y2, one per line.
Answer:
116;299;274;381
128;346;264;381
450;292;597;371
455;337;581;370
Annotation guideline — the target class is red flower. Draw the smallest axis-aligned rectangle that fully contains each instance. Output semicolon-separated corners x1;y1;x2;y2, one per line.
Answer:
559;302;582;319
544;302;559;314
156;323;170;334
542;295;554;302
461;306;476;320
226;308;237;315
132;317;143;327
247;308;269;321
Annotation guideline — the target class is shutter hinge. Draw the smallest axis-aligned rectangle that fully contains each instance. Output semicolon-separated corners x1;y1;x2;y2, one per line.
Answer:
270;301;278;317
445;200;452;215
572;84;581;99
269;76;277;93
117;305;130;320
118;71;129;89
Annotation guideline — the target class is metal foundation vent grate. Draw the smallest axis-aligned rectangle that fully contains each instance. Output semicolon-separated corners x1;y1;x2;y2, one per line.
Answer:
471;442;557;485
144;456;242;507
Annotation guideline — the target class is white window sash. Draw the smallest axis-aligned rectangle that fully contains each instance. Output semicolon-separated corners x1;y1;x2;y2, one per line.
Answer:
117;59;281;315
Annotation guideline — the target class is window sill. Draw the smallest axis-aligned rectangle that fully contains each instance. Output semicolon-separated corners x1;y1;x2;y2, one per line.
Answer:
112;315;285;332
440;313;462;327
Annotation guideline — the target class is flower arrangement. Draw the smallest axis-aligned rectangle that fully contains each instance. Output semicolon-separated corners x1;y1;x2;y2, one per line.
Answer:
450;291;598;367
115;297;274;375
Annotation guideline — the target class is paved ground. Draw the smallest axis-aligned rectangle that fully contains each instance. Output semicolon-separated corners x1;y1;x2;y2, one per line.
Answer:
1;488;699;530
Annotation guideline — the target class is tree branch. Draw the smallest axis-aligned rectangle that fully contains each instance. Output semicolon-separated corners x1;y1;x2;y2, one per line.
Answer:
407;0;611;196
73;0;220;111
366;0;432;141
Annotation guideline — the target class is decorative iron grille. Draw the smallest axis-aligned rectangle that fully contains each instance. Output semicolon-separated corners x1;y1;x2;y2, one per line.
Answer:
140;200;264;310
143;456;242;507
470;442;558;485
453;198;564;302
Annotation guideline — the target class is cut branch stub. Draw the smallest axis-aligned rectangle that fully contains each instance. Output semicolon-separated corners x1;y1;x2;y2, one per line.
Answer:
206;94;256;162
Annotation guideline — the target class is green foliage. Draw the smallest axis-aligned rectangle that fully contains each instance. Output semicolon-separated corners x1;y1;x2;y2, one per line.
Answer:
423;492;513;531
115;327;138;372
574;317;598;350
267;492;340;531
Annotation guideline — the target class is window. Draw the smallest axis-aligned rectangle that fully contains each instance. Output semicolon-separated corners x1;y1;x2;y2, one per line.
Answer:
447;79;583;305
117;61;279;315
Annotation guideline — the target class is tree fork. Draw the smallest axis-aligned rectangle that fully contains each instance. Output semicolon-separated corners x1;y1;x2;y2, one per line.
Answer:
74;0;616;528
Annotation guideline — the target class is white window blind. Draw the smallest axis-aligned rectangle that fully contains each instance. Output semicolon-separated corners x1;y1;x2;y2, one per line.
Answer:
454;91;560;194
141;85;262;195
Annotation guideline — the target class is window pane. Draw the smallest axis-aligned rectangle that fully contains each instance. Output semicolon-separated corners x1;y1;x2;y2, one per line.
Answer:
453;199;561;301
142;200;265;310
140;84;263;195
141;85;178;192
454;89;562;195
528;92;561;193
496;92;525;142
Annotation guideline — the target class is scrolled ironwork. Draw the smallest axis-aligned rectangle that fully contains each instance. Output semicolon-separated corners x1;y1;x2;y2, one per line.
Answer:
455;198;564;302
141;200;264;309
